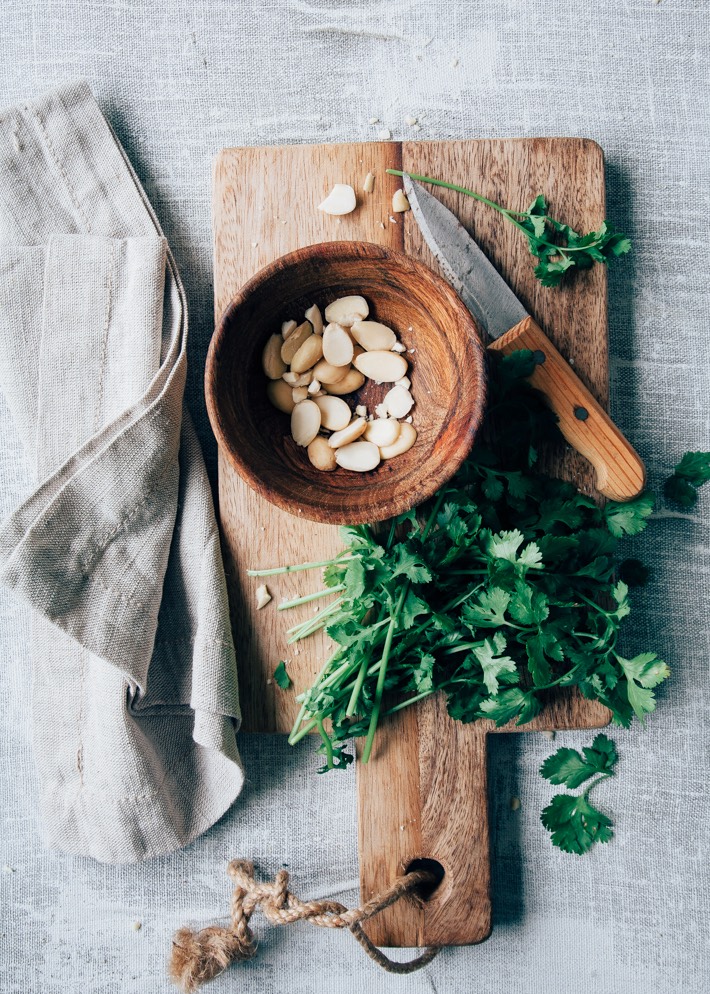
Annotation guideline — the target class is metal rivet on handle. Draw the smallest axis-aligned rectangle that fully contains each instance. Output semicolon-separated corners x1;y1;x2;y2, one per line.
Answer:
574;406;589;421
533;350;546;364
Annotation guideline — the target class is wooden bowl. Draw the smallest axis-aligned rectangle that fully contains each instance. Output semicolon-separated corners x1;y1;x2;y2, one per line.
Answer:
205;241;487;525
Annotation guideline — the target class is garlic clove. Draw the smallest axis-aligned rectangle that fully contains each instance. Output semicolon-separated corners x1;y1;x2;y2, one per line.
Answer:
319;184;357;216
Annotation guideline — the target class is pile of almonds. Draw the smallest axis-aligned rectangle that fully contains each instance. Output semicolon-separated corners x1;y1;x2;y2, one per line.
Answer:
263;295;417;473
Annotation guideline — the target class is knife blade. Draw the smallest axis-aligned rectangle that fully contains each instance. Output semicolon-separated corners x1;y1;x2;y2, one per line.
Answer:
403;176;646;502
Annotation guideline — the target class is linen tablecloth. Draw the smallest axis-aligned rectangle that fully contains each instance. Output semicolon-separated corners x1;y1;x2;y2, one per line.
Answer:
0;80;243;862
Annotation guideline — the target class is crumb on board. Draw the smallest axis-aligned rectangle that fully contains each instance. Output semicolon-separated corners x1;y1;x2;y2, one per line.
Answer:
255;584;272;610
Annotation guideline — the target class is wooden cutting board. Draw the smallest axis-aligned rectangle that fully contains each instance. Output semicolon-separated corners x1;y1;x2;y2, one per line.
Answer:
213;138;610;949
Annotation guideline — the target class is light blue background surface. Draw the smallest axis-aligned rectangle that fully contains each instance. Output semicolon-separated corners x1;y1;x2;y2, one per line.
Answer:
1;1;708;991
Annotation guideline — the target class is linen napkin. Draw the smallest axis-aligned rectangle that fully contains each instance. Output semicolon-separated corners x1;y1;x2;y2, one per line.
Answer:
0;80;244;862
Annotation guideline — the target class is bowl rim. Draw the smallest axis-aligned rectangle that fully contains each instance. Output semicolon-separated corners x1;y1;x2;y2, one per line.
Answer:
205;239;487;524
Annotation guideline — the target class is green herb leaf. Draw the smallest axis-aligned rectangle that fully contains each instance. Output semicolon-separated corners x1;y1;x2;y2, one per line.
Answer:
273;661;292;690
540;733;618;789
664;452;710;508
604;493;655;537
541;792;614;855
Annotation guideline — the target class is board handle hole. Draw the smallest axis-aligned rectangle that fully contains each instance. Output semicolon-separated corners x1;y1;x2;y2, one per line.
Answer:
405;857;445;901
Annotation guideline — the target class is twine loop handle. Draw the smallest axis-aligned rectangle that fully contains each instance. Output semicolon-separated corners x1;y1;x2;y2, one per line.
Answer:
169;859;440;991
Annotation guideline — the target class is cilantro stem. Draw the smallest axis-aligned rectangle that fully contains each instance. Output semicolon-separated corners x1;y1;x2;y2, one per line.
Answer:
386;168;618;258
384;689;435;715
316;718;334;770
247;555;350;577
361;583;408;764
289;716;319;745
278;585;345;610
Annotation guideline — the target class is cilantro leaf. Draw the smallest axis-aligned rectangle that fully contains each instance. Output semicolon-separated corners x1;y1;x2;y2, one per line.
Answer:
541;792;613;855
473;637;518;696
617;651;670;723
273;661;292;690
664;452;710;508
540;733;617;789
604;493;654;537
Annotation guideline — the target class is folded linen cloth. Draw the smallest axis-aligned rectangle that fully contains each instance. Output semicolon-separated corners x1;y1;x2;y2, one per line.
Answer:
0;80;244;862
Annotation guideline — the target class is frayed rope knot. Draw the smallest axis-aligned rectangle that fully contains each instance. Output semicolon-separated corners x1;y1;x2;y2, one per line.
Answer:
169;859;440;991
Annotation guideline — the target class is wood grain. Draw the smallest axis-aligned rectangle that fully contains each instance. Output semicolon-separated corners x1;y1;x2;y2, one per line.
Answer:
213;138;611;947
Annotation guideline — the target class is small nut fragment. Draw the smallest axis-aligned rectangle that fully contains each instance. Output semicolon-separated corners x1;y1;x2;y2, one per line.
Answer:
335;440;381;471
395;376;411;390
328;417;367;449
314;395;352;431
392;189;410;212
374;402;389;419
324;296;369;326
379;421;417;459
281;321;312;364
291;399;321;446
363;171;375;193
355;404;367;417
305;304;323;335
255;584;272;609
282;370;312;387
354;350;408;384
378;128;391;141
324;368;365;395
281;319;297;339
307;378;322;395
291;334;324;373
364;418;401;447
267;379;295;414
313;358;349;384
404;114;418;126
323;323;354;366
292;386;309;403
318;184;357;216
391;342;407;353
307;436;337;471
350;319;397;352
384;385;414;418
262;334;287;380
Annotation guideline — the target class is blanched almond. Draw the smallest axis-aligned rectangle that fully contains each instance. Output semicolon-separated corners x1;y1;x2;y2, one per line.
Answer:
350;320;397;351
364;418;401;447
307;436;337;471
379;421;417;459
262;334;287;379
314;395;352;431
323;367;365;395
291;400;321;446
324;296;369;326
384;385;414;418
363;171;375;193
292;386;309;403
354;350;408;383
267;379;295;413
291;334;324;373
319;184;357;216
281;321;312;364
305;304;323;335
335;440;381;472
282;319;297;339
282;370;312;386
323;323;354;366
313;358;349;384
328;417;368;448
392;189;411;212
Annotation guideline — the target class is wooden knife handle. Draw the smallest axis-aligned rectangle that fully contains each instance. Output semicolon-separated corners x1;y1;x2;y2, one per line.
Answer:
488;316;646;502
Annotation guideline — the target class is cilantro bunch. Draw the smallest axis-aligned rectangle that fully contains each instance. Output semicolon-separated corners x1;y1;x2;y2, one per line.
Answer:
252;352;670;773
386;169;631;287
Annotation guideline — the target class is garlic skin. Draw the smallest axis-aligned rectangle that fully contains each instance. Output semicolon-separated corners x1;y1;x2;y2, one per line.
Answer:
318;184;357;216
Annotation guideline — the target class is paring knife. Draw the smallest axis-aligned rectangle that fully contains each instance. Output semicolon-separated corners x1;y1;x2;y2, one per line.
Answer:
403;176;646;502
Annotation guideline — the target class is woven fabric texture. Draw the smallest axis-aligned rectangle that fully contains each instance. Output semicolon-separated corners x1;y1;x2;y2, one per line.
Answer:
0;1;708;993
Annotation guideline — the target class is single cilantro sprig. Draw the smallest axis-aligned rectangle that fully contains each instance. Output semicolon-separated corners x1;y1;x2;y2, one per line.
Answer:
664;452;710;508
386;168;631;287
540;733;617;854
